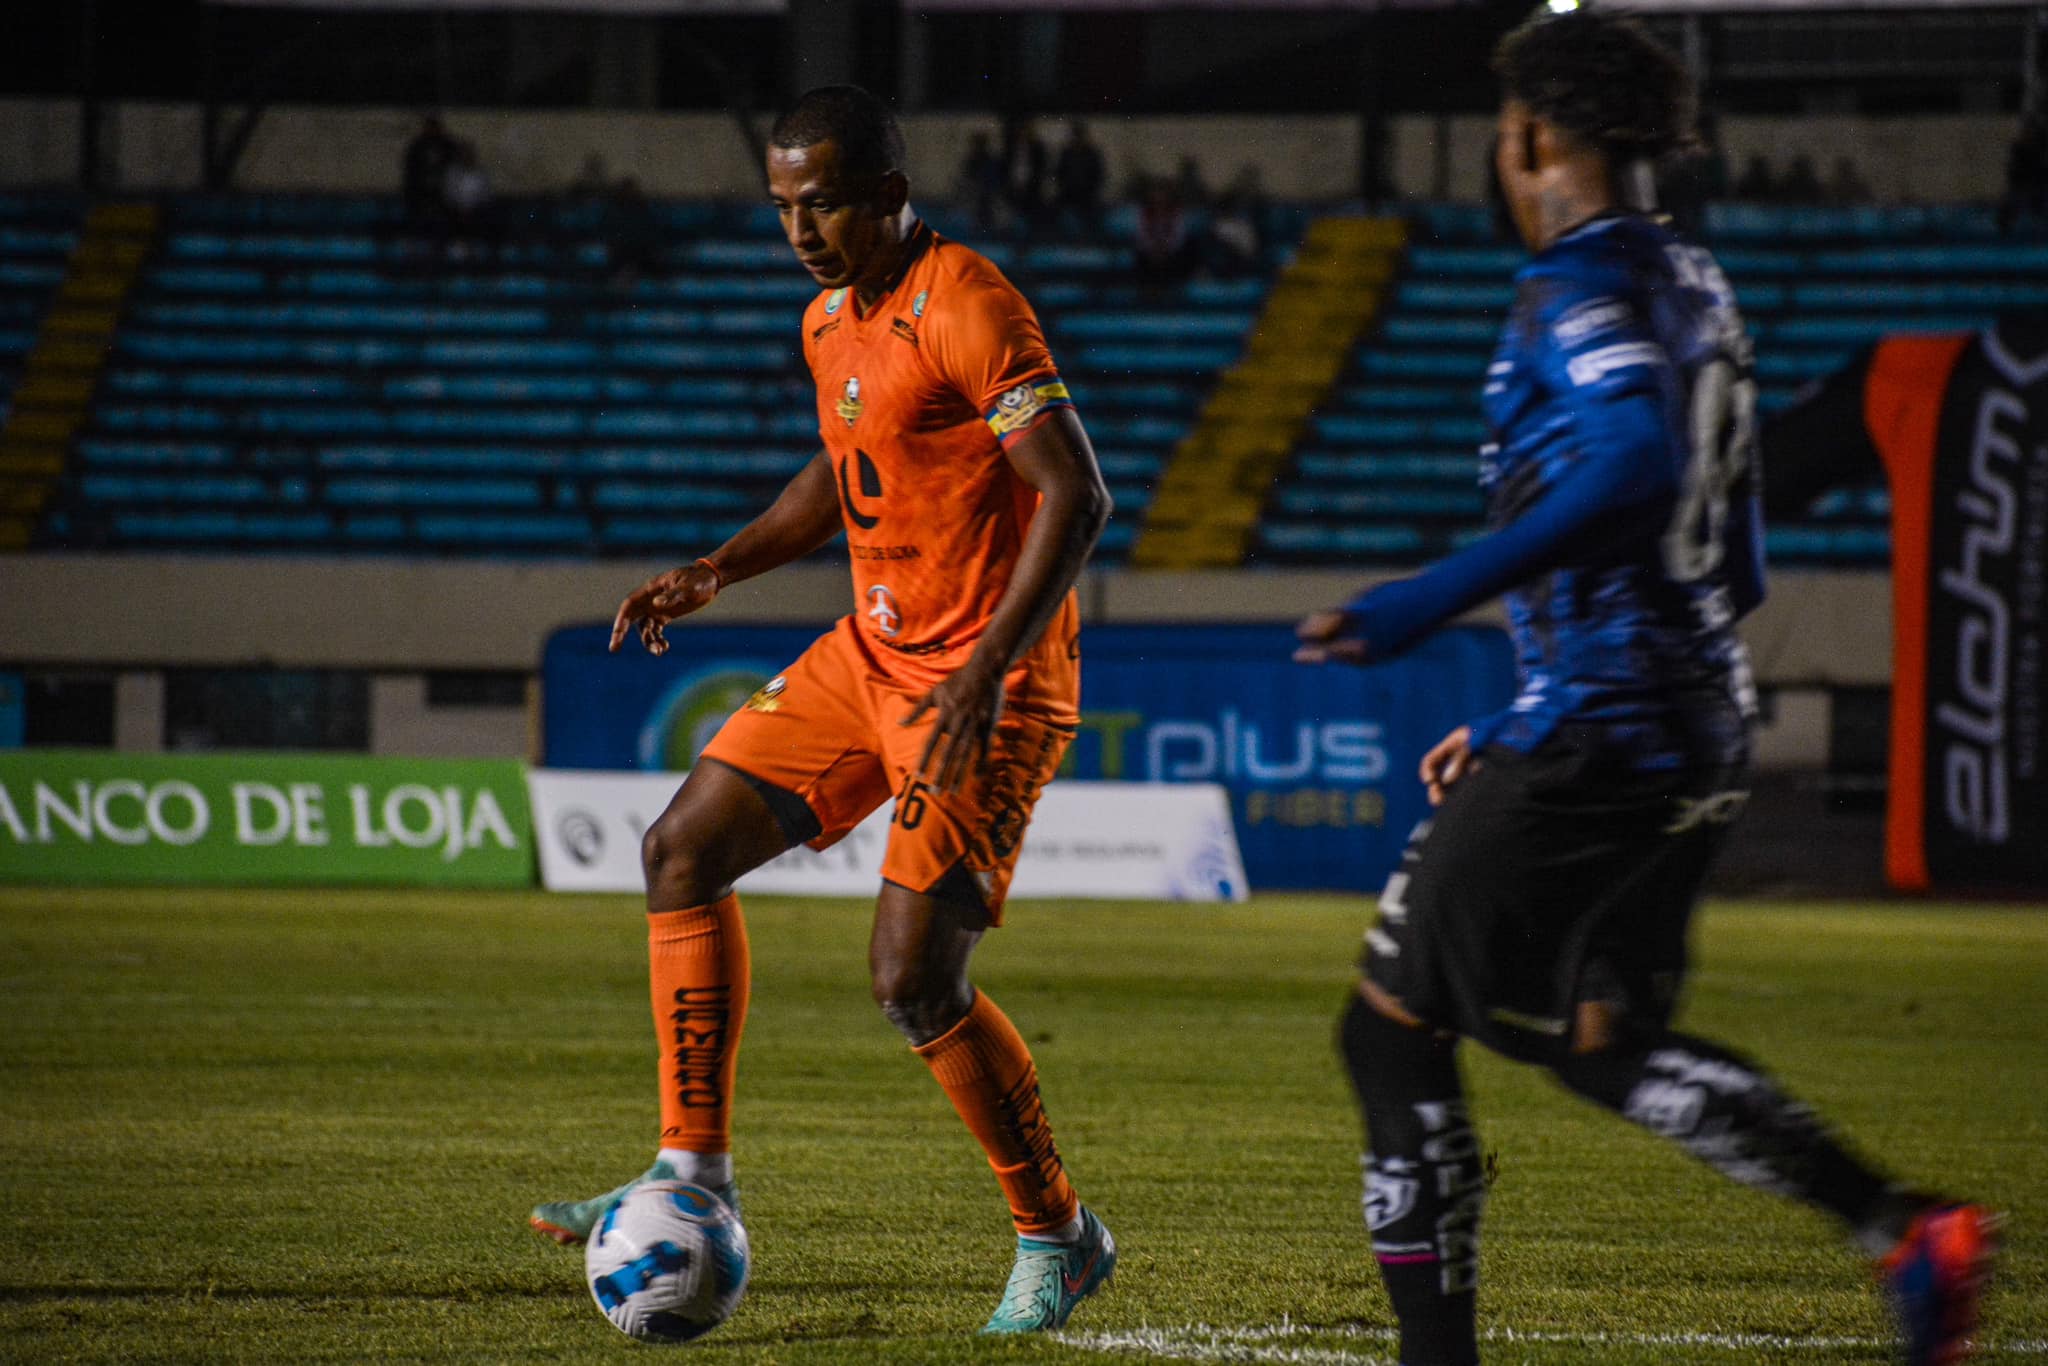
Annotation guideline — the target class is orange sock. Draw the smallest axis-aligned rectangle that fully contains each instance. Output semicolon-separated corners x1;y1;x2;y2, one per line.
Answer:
914;989;1080;1237
649;894;749;1154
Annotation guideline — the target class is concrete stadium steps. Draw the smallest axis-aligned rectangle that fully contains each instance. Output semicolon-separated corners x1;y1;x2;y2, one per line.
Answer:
0;199;152;551
1132;215;1405;570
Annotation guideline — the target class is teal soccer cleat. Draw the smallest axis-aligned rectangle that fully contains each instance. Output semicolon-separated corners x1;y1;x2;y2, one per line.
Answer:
979;1205;1116;1334
529;1160;742;1246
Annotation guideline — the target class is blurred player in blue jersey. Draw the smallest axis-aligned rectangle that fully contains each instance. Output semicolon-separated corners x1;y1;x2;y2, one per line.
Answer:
1295;13;1997;1365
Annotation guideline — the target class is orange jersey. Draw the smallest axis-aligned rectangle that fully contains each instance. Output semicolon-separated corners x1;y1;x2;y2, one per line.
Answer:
800;223;1080;714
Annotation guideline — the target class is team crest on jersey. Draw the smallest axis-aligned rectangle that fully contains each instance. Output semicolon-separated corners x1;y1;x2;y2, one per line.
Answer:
745;675;788;713
866;584;901;637
912;290;928;318
824;288;847;315
836;376;864;426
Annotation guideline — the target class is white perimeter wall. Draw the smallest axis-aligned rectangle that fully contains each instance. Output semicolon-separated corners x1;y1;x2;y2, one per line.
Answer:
0;99;2015;204
0;557;1878;765
0;554;1890;684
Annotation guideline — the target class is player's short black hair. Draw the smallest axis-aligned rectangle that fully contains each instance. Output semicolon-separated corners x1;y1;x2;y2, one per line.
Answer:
769;85;907;181
1492;11;1698;165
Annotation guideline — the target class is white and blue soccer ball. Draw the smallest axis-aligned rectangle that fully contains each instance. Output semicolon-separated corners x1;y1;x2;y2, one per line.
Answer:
584;1181;750;1344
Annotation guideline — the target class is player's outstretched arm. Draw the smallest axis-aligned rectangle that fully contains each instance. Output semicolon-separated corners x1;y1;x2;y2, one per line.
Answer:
909;408;1110;790
609;449;841;656
1299;402;1680;665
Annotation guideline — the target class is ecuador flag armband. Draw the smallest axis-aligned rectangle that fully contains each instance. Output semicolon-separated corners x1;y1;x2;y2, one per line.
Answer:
984;377;1074;443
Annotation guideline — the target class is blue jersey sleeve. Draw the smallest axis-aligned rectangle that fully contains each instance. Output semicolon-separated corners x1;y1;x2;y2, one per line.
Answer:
1344;269;1684;658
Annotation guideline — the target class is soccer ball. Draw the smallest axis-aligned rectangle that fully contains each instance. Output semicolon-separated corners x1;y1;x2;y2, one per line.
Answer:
585;1181;750;1344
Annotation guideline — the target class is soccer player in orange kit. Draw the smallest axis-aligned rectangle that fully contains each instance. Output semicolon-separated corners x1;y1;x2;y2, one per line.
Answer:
529;85;1117;1335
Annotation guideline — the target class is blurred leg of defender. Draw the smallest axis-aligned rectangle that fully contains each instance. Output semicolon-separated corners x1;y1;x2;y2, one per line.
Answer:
1343;737;1996;1366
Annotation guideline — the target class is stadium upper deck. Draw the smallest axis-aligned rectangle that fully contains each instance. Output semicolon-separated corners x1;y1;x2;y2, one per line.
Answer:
4;191;2030;569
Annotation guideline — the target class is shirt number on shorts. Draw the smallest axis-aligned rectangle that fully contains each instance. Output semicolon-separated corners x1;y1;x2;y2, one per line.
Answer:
893;773;930;831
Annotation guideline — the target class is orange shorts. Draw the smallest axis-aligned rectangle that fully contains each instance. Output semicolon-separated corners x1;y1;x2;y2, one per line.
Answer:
697;616;1075;921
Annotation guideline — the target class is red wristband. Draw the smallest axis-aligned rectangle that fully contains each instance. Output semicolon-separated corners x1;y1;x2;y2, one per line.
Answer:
694;557;726;593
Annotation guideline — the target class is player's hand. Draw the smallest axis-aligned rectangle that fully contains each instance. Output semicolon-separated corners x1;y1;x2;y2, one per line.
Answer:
904;656;1006;794
609;561;720;656
1293;608;1371;665
1419;726;1475;807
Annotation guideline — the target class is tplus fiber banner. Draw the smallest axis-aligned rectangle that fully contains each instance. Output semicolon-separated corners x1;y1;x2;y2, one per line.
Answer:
0;751;533;888
542;622;1512;892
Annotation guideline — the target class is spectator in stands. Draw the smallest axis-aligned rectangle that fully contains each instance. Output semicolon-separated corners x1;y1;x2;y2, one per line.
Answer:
1693;112;1731;202
570;153;611;202
959;131;1006;233
2002;115;2048;232
1174;154;1211;211
605;175;661;285
1001;116;1049;234
441;140;500;259
1053;120;1108;240
1780;153;1823;202
1134;176;1197;292
1203;166;1269;276
401;114;460;231
1733;153;1776;201
1824;156;1872;205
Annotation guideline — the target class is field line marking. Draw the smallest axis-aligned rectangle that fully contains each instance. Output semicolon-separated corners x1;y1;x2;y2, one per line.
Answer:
1059;1319;2048;1361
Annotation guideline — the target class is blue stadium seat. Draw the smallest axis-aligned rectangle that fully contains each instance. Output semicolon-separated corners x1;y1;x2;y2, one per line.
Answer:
1275;486;1483;517
77;440;235;469
1297;452;1475;482
1057;312;1254;341
1381;317;1498;344
1259;522;1427;556
1336;386;1470;413
1077;343;1238;373
1094;450;1166;480
599;518;751;548
588;481;758;511
325;476;544;508
81;473;279;505
1397;281;1516;312
415;512;591;544
1407;247;1526;276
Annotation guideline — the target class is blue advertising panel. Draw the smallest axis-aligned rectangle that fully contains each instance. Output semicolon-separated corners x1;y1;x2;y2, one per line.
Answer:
542;621;1513;892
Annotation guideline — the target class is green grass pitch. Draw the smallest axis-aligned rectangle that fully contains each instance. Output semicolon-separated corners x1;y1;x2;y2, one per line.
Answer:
1;887;2042;1364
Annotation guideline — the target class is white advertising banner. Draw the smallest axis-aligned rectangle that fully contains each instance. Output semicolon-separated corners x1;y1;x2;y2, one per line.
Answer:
529;770;1248;902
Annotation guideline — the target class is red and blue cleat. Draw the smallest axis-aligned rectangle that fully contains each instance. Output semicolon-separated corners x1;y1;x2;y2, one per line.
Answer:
1878;1202;2001;1366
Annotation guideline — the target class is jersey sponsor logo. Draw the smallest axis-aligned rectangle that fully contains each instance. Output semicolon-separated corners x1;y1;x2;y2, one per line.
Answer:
1552;297;1631;346
866;584;902;637
835;375;864;427
837;449;884;530
824;288;847;315
984;378;1073;439
744;674;787;714
890;317;919;348
850;543;920;561
912;289;929;318
1565;341;1666;388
